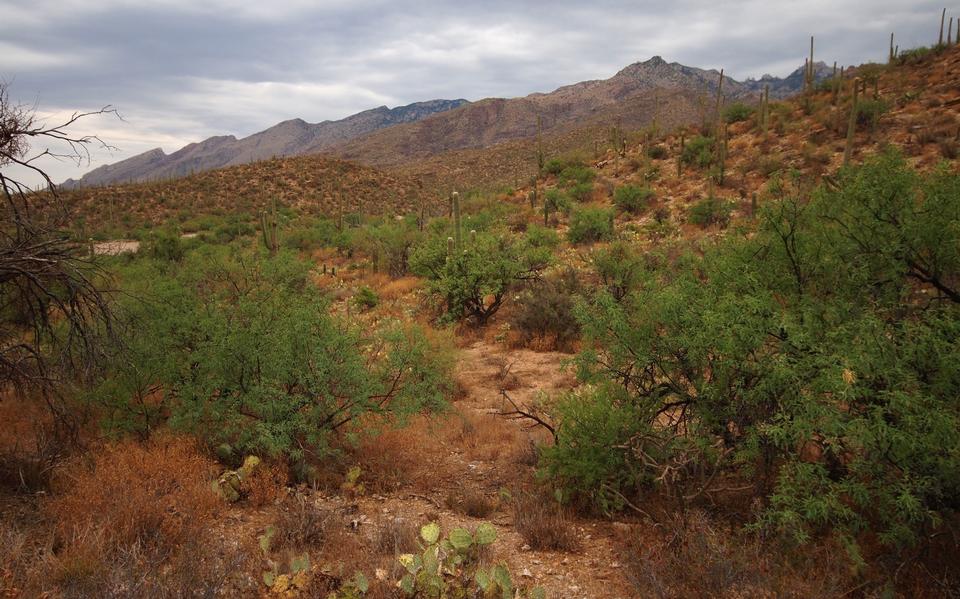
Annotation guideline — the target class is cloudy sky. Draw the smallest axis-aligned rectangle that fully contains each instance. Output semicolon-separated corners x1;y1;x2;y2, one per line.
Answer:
1;0;948;185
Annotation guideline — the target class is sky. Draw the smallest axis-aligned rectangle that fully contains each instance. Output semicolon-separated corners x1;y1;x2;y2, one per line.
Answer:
0;0;949;186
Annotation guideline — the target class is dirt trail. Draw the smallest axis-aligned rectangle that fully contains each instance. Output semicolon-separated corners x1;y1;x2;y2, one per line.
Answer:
213;340;639;598
357;341;637;599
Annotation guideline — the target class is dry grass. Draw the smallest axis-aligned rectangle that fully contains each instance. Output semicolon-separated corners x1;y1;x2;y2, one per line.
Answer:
273;494;333;552
512;492;580;553
1;434;259;598
242;460;290;507
379;276;422;301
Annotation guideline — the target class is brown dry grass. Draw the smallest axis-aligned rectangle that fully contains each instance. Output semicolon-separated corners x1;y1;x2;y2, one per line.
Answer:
1;434;259;598
512;492;580;553
242;461;290;507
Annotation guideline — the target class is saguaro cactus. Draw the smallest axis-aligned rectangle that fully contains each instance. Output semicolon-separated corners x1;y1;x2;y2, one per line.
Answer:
759;85;770;133
844;77;862;166
889;33;895;64
260;199;279;255
714;68;724;130
452;191;462;252
940;8;946;46
832;63;841;105
536;115;544;175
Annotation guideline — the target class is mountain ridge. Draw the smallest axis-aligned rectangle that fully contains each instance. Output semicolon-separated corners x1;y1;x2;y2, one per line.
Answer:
65;57;827;187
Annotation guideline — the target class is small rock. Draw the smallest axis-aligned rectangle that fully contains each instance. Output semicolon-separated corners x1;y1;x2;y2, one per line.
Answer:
520;544;531;551
521;568;533;578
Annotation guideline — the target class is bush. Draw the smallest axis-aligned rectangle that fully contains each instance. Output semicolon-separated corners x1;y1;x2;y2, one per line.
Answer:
856;98;889;130
568;181;594;203
410;230;550;325
510;269;582;351
559;164;595;186
680;135;714;168
524;224;559;249
99;248;454;458
353;286;379;311
141;229;184;261
688;196;732;228
567;207;614;245
613;184;654;215
592;240;646;301
647;145;668;159
723;102;755;124
543;148;960;565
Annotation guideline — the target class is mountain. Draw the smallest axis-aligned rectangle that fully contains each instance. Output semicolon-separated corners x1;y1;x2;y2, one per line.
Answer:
330;57;828;169
65;57;827;188
62;99;468;187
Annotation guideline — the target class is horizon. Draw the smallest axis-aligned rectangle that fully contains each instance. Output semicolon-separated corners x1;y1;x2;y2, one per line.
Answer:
1;0;947;185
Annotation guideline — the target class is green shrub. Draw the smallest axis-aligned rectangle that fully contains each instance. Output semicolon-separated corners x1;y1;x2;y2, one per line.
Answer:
97;248;454;457
524;224;560;249
592;240;646;301
510;269;582;351
410;230;550;325
559;164;595;186
647;145;668;159
680;135;714;168
722;102;755;124
141;229;184;262
542;148;960;564
353;286;379;311
688;196;732;228
568;181;594;203
567;207;614;245
856;98;889;130
613;184;654;215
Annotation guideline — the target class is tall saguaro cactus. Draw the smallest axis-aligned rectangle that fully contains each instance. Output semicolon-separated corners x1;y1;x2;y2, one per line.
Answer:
261;199;279;255
536;115;544;176
940;8;947;46
714;68;724;131
759;85;770;133
844;77;862;166
452;191;462;253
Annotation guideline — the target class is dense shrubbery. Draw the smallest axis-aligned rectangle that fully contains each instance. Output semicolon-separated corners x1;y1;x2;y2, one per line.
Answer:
410;230;550;325
722;102;754;124
97;247;454;459
542;149;960;560
613;184;654;214
688;196;732;228
510;268;583;351
680;135;714;168
567;207;614;244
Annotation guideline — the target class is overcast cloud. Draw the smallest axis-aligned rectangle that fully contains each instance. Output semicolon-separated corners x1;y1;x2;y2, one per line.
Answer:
0;0;948;185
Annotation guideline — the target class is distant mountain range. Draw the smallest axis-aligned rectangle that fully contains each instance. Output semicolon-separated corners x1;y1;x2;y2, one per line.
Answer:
64;58;829;188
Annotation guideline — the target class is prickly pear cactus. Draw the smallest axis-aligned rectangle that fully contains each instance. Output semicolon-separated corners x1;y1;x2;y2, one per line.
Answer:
396;521;545;598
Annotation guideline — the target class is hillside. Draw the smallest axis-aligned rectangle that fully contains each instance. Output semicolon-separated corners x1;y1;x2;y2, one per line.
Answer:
66;57;823;191
329;57;824;169
63;99;467;188
63;154;433;235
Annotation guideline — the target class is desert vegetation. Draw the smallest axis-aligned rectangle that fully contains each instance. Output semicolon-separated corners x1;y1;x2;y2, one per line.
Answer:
3;20;960;599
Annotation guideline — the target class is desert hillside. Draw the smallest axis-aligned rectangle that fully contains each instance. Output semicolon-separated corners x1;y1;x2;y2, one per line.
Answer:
3;22;960;599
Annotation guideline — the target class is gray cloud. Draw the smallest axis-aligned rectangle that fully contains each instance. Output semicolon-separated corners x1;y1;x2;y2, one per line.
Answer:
0;0;949;185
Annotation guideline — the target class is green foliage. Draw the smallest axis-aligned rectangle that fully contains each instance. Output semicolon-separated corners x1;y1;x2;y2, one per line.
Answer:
410;230;549;325
722;102;755;124
567;181;594;203
613;184;654;215
97;247;454;459
680;135;715;168
558;164;596;186
543;189;571;217
567;207;614;245
353;286;379;311
396;522;543;599
510;268;583;350
688;196;732;228
544;156;585;176
591;240;647;301
524;224;560;250
540;148;960;561
855;98;889;130
647;145;668;159
357;220;422;277
141;228;185;262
